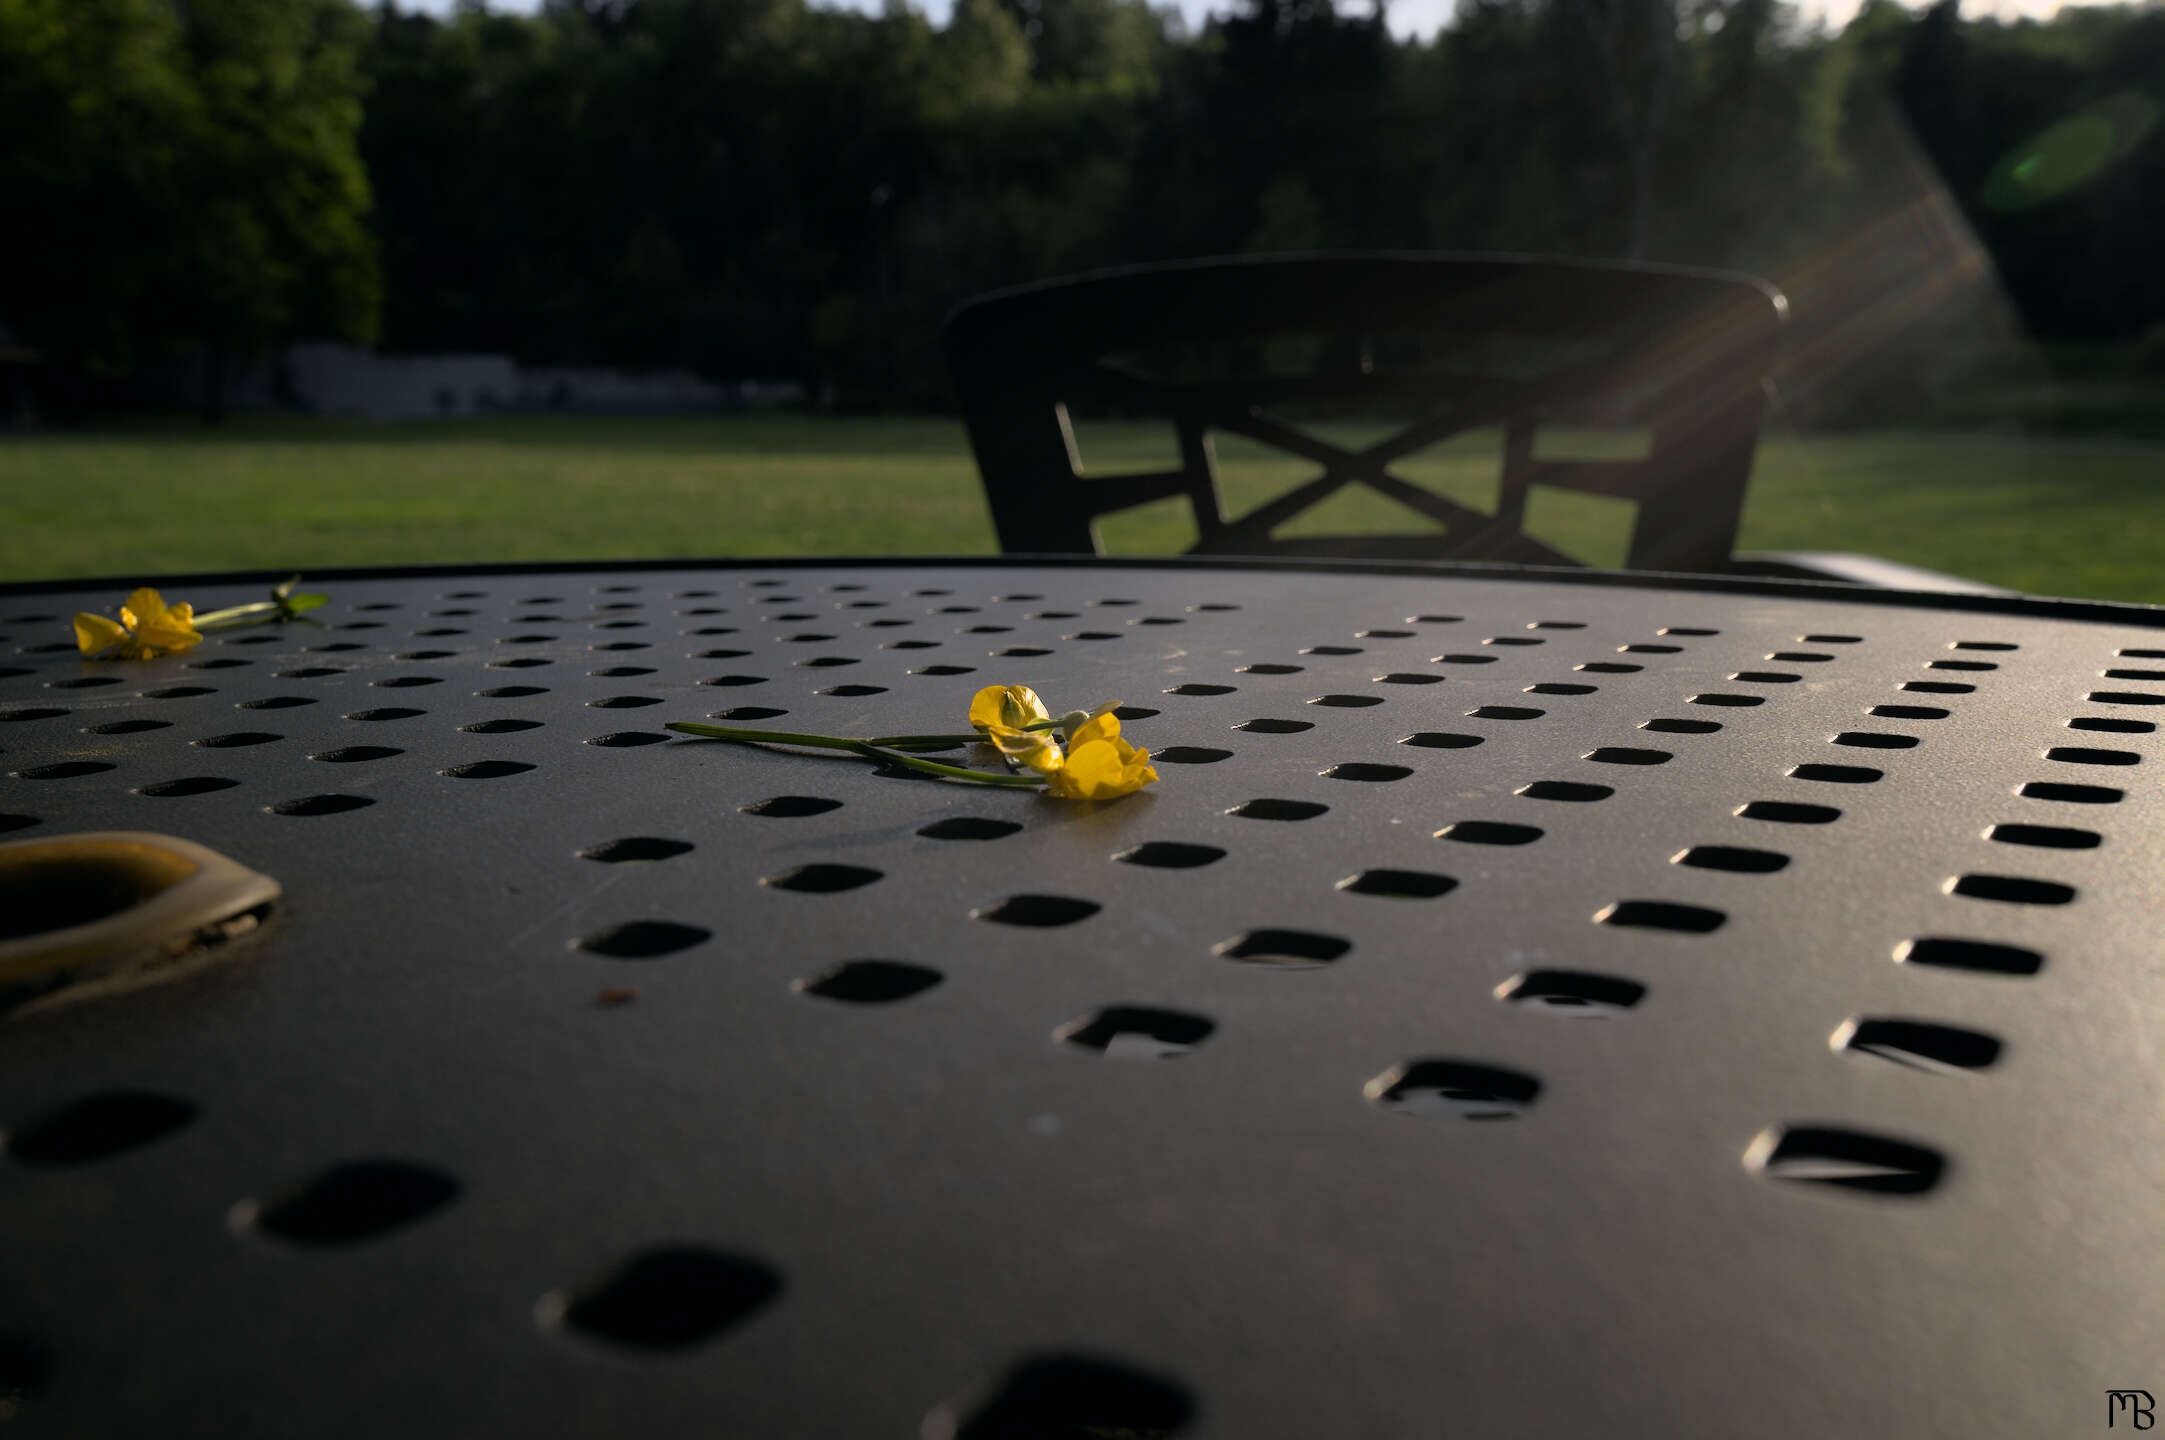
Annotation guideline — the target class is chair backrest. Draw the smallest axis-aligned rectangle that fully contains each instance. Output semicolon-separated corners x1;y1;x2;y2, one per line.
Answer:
943;252;1787;573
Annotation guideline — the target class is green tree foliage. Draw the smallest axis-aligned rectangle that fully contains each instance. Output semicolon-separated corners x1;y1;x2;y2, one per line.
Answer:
1896;0;2165;340
15;0;2164;421
0;0;378;404
999;0;1164;85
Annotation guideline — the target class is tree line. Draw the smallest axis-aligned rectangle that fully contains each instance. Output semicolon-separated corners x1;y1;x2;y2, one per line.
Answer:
5;0;2163;421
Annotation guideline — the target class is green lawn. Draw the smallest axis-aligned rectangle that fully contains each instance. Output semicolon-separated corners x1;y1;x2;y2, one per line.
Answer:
2;414;2161;604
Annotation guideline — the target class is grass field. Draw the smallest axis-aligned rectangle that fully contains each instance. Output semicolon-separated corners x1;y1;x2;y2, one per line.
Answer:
2;414;2161;603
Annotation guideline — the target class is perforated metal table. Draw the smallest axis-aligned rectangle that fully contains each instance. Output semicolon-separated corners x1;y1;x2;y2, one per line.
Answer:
2;556;2163;1438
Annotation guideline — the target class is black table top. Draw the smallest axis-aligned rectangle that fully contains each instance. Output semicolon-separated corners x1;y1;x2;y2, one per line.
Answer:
2;556;2161;1438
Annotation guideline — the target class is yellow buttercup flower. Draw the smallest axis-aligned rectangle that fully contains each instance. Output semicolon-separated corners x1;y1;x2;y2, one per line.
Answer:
73;588;204;661
969;684;1049;733
1044;711;1159;801
964;685;1156;799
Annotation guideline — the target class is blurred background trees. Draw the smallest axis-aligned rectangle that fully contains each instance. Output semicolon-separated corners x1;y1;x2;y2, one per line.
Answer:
5;0;2162;420
0;0;379;413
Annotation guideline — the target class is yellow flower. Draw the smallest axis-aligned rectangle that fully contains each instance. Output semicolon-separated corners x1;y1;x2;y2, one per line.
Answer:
72;588;204;661
964;683;1155;800
972;683;1056;771
989;723;1065;776
1044;711;1159;801
969;683;1049;733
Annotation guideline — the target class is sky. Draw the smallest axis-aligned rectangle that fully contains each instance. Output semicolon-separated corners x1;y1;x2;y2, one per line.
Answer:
394;0;2122;43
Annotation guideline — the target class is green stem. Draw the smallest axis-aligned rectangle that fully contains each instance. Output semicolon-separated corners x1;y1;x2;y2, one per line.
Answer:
194;601;281;629
663;722;1044;787
849;742;1046;786
863;719;1060;746
666;722;868;751
668;724;1058;754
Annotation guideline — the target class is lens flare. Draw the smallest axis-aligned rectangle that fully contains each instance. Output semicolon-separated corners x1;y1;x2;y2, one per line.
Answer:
1982;93;2158;213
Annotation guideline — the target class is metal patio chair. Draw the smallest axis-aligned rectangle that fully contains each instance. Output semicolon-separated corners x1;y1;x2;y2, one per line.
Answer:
945;251;1787;575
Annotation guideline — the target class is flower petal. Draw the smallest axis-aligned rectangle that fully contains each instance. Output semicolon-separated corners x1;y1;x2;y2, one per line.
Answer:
1049;734;1158;800
990;724;1063;775
1070;711;1123;748
122;588;173;626
968;683;1049;732
73;613;128;656
968;686;1007;730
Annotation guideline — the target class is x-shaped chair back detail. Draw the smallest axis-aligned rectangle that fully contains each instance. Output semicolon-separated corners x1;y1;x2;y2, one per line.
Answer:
944;253;1787;573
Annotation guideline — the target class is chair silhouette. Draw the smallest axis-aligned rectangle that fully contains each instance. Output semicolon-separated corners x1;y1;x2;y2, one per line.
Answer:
944;253;1786;573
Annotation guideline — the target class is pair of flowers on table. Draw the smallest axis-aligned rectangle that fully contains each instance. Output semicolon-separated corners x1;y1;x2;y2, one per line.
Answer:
666;683;1159;800
72;578;327;660
65;583;1153;800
